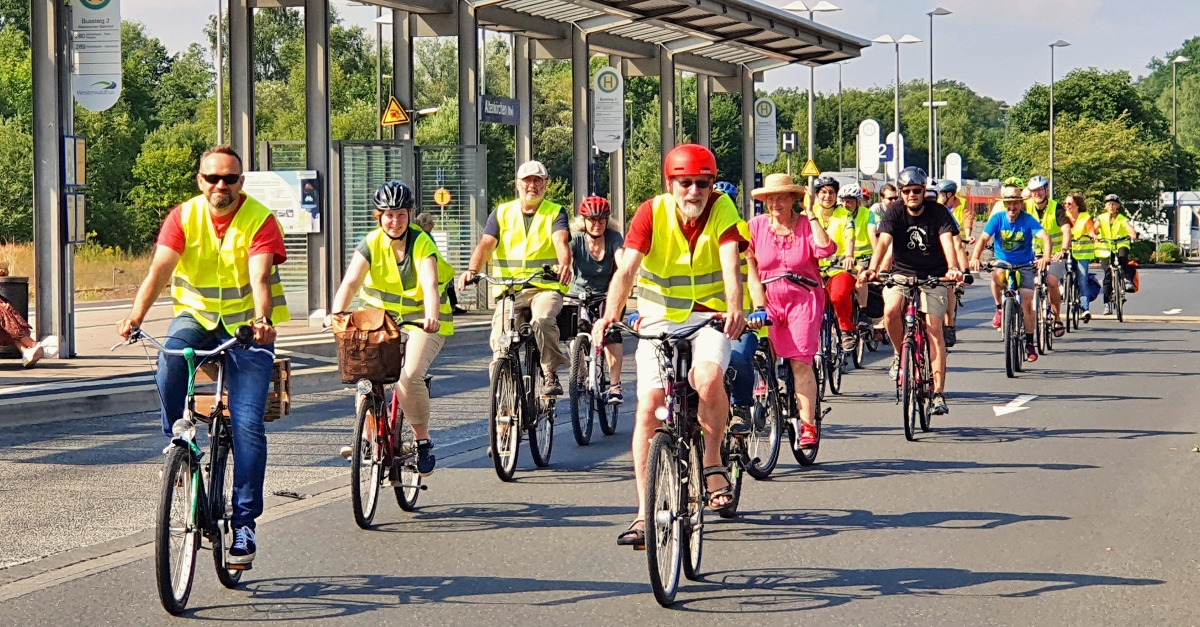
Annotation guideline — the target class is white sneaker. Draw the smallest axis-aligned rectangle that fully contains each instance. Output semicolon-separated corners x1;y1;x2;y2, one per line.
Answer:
339;446;353;459
21;343;43;368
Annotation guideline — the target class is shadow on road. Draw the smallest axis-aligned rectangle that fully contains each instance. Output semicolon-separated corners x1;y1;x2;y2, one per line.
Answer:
770;458;1097;483
705;508;1070;542
818;423;1191;444
370;501;630;534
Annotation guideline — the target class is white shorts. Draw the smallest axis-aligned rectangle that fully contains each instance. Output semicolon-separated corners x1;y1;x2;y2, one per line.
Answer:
634;312;731;398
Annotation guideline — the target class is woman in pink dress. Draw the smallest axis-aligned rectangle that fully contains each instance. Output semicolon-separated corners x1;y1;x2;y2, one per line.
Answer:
746;173;836;449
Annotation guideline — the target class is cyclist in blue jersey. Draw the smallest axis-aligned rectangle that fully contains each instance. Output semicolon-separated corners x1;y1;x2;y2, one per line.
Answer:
969;185;1052;363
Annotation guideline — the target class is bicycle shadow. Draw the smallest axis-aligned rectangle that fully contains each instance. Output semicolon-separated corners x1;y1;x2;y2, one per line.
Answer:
815;423;1192;444
770;458;1097;483
704;508;1070;542
370;501;630;534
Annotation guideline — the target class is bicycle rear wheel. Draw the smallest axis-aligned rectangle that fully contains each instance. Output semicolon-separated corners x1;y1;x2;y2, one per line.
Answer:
645;431;682;607
394;409;421;512
827;329;843;395
718;435;743;519
901;339;919;441
1114;272;1125;322
1032;290;1046;355
853;330;866;368
568;335;594;446
919;337;933;433
350;395;383;529
488;360;521;482
746;356;781;480
525;345;555;468
681;441;704;581
155;445;200;616
1003;298;1018;379
210;437;242;588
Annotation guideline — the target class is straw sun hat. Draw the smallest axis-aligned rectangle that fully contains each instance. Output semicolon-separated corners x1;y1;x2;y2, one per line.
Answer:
751;173;806;199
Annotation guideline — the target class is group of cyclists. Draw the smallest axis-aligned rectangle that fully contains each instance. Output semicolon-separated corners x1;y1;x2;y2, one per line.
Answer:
112;141;1142;579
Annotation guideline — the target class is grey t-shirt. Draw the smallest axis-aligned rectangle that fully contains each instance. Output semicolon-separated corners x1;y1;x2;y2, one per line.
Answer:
569;230;623;296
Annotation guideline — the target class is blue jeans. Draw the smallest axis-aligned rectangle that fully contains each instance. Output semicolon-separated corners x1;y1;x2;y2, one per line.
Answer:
156;314;274;530
1073;258;1091;312
729;333;758;408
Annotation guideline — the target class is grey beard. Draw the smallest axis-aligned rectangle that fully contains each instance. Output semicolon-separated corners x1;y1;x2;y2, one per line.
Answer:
210;193;235;209
678;201;704;220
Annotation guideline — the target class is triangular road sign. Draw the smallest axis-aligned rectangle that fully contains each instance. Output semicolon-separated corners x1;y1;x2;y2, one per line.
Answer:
800;159;821;178
382;96;411;126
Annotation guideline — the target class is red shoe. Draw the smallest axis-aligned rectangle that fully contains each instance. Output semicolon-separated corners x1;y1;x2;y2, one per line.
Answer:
798;422;819;448
1025;341;1038;362
991;309;1002;329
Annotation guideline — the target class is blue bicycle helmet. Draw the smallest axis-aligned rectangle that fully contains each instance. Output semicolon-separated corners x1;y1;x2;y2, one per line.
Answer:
373;181;415;210
713;181;738;199
934;179;958;194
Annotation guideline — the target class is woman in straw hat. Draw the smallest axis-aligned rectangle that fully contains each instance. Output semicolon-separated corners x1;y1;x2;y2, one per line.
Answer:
745;173;837;450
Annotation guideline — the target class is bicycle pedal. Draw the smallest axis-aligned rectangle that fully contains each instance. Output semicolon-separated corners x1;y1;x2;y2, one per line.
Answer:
633;544;647;552
821;407;832;418
226;563;252;571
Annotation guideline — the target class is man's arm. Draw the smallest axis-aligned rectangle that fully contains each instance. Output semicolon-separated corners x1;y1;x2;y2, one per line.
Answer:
248;253;278;344
116;245;180;337
553;228;573;285
939;232;964;280
719;240;746;339
970;232;993;270
1035;230;1053;270
865;232;893;277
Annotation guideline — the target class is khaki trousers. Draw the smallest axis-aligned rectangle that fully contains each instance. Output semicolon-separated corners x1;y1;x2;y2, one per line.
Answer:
394;329;445;426
490;288;567;375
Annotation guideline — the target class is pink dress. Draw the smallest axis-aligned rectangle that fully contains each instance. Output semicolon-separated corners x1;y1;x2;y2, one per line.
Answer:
749;214;838;364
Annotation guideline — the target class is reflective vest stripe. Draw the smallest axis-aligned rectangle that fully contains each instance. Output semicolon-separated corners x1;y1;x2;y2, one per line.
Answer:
491;199;566;295
358;226;455;336
638;267;724;288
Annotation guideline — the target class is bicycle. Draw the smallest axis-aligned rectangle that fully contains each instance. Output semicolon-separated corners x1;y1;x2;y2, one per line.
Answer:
817;267;849;397
1100;237;1130;323
112;326;270;616
762;272;830;465
1061;251;1082;332
613;316;726;607
1032;266;1055;356
468;267;561;481
566;293;620;446
870;274;954;440
981;263;1031;379
343;319;431;529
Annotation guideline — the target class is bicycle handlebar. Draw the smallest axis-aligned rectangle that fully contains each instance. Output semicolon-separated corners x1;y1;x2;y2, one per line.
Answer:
111;326;274;359
466;265;558;288
869;273;959;288
762;273;821;289
611;316;724;343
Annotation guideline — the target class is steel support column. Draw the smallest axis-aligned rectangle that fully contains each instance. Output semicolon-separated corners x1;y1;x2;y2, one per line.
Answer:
457;0;479;148
572;26;590;204
608;55;626;230
659;46;675;187
696;73;711;149
305;0;331;315
31;0;69;350
392;10;415;188
515;34;532;166
740;65;755;219
228;0;254;163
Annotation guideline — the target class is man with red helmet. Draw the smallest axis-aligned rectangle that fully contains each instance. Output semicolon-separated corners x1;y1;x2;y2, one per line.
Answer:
570;196;626;403
593;144;748;545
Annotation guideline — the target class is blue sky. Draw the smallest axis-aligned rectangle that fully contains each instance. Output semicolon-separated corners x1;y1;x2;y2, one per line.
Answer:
126;0;1200;105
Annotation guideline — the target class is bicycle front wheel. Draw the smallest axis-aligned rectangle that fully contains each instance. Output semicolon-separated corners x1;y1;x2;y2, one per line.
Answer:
210;438;242;588
1032;291;1046;355
645;431;683;607
394;410;421;512
350;395;383;529
746;356;782;480
919;337;933;433
790;365;822;466
155;445;200;616
526;345;555;468
488;360;521;482
901;339;919;441
1003;297;1018;379
600;392;620;436
568;336;594;446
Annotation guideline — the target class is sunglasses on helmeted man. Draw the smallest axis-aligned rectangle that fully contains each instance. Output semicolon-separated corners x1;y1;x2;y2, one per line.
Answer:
674;178;713;189
201;173;242;185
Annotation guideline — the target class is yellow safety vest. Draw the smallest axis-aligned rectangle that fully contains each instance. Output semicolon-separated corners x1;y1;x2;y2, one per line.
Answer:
849;206;873;259
1070;211;1095;261
636;193;741;323
951;195;970;240
1029;199;1064;254
357;226;455;336
816;206;853;274
491;199;567;296
1096;213;1131;259
171;193;290;335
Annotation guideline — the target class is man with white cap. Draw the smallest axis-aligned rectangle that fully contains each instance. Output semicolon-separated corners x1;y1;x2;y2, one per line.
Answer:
458;160;573;395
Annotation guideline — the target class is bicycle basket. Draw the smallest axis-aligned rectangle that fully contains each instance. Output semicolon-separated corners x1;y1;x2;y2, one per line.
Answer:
332;309;405;384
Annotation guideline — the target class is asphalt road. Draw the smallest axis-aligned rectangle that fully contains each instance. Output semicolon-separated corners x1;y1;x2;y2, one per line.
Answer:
2;287;1199;626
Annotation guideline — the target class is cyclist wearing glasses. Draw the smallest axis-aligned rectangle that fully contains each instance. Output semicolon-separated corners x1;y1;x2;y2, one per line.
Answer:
569;195;626;404
1025;176;1069;338
868;184;898;252
329;182;454;476
859;167;963;416
969;185;1053;363
1097;194;1139;314
458;160;573;396
593;144;747;546
117;145;289;566
812;177;859;354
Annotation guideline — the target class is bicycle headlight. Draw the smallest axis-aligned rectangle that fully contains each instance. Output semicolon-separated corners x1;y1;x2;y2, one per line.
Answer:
654;406;670;421
171;418;197;442
499;331;514;349
356;379;375;395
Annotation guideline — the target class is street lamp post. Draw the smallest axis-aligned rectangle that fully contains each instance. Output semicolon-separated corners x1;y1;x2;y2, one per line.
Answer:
838;60;850;171
927;7;951;177
784;1;840;187
923;100;948;177
215;0;224;145
1173;55;1189;243
873;34;922;183
1049;40;1070;198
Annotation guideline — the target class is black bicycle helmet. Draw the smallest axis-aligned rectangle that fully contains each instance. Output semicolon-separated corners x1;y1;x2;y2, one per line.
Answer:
1103;193;1121;204
897;166;929;188
813;176;840;193
373;181;415;210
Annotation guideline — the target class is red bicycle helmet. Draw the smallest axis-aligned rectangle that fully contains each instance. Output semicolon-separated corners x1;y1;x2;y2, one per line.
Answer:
578;195;611;218
663;144;718;181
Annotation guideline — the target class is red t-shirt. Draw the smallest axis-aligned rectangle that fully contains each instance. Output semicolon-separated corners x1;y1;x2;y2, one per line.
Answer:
157;198;288;266
624;193;746;312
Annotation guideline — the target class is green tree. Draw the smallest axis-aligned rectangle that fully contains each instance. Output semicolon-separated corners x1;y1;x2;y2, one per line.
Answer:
120;21;173;131
127;121;214;249
156;43;213;126
0;117;31;242
1009;68;1169;140
0;0;28;36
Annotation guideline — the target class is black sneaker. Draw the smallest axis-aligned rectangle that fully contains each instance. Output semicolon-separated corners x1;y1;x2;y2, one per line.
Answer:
606;384;624;405
416;439;436;476
544;372;563;396
931;394;949;415
228;526;257;565
943;326;956;348
729;405;752;435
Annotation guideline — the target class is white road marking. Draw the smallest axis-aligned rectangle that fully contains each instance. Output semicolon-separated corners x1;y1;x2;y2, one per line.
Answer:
1164;308;1183;315
993;394;1037;416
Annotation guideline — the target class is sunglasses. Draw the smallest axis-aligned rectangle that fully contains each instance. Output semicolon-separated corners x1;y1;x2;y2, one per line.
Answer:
900;188;925;196
201;173;241;186
675;178;713;189
882;195;898;201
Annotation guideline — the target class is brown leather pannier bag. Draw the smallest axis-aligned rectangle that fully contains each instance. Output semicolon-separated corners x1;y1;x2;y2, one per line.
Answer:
332;310;404;384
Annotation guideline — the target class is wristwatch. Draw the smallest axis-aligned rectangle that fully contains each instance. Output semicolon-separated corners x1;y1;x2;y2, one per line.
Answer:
254;316;273;327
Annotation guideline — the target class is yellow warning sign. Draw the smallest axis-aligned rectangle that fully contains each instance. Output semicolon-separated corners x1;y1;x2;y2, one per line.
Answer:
381;96;411;126
800;159;821;178
434;187;452;206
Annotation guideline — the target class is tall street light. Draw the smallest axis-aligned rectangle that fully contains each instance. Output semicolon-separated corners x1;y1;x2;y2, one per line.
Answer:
923;100;948;177
784;1;840;187
838;59;850;171
873;34;922;183
215;0;224;145
1049;39;1070;198
927;7;951;176
1173;55;1189;242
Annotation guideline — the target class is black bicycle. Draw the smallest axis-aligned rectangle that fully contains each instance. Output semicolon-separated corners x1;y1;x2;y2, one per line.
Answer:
469;268;560;481
982;263;1031;379
1100;238;1130;322
113;326;270;616
566;293;620;446
1032;265;1055;355
761;272;829;465
745;333;783;480
1062;251;1082;332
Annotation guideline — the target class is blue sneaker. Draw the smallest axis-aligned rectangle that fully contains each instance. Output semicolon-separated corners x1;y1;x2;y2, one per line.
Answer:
228;526;256;565
416;439;436;476
607;385;624;405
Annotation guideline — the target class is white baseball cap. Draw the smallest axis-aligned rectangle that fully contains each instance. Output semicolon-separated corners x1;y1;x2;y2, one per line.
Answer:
516;160;549;180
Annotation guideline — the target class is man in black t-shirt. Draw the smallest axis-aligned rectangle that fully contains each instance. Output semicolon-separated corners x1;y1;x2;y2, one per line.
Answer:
860;167;964;416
